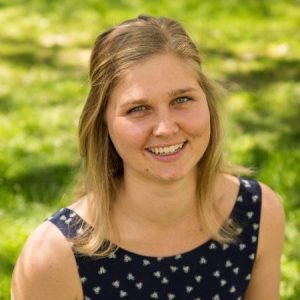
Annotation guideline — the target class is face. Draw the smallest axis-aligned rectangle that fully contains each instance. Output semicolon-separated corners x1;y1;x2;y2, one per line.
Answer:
106;54;211;183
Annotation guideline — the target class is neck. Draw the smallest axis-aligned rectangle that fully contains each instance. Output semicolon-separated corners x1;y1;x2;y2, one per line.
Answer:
112;170;199;230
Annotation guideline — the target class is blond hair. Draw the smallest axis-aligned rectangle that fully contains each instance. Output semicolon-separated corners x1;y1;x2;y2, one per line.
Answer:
75;15;250;256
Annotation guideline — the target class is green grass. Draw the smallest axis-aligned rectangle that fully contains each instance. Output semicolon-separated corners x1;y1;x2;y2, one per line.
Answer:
1;1;299;299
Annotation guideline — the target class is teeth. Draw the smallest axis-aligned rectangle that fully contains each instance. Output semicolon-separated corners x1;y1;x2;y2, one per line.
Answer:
148;142;185;156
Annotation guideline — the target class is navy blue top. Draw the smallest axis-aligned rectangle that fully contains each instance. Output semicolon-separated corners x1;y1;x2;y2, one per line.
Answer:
48;177;261;300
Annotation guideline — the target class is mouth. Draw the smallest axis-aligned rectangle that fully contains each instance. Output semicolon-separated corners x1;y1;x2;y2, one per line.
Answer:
146;141;187;156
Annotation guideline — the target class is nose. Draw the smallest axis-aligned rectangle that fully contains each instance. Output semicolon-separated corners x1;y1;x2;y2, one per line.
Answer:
152;112;179;137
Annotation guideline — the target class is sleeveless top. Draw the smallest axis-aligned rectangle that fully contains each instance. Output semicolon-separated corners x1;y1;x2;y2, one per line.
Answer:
48;177;262;300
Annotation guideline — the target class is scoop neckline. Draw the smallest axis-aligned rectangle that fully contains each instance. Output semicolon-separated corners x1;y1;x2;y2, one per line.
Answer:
65;177;244;260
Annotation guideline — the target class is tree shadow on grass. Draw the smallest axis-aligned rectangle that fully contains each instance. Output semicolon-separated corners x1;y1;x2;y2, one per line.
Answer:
1;36;56;66
0;46;82;71
224;57;300;91
1;163;79;207
0;252;15;277
234;103;300;148
0;94;17;113
0;0;131;32
241;108;299;156
202;47;237;60
0;35;87;71
223;55;300;150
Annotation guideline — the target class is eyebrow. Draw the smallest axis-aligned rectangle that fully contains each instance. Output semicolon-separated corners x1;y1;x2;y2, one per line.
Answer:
120;87;198;109
168;87;198;98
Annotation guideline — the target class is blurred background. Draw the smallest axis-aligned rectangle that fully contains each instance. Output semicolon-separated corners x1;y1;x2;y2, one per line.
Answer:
0;0;299;299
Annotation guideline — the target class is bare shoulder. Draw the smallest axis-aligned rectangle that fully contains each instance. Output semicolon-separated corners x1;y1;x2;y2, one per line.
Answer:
257;182;286;258
260;182;285;215
12;220;82;300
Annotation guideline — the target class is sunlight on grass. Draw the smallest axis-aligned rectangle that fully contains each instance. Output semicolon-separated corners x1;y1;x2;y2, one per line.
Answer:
1;1;299;299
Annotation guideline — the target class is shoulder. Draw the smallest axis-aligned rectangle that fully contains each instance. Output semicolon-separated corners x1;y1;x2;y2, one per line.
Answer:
259;182;285;221
12;220;82;300
257;182;285;258
259;182;284;213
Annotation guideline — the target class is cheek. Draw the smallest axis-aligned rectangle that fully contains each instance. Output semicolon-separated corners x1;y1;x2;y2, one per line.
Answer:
182;107;211;137
108;119;150;153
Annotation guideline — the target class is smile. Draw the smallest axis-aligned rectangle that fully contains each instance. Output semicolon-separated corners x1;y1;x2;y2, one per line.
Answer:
146;142;186;156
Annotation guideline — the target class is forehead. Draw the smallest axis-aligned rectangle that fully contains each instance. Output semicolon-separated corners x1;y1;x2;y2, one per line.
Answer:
109;54;201;105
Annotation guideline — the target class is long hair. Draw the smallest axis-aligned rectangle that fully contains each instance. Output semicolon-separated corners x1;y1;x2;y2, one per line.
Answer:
75;15;250;256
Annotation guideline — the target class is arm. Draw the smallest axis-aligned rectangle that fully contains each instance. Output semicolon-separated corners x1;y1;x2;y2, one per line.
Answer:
11;221;83;300
244;183;285;300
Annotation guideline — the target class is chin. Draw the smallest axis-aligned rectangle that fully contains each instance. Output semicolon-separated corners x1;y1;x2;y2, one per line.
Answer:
151;169;191;183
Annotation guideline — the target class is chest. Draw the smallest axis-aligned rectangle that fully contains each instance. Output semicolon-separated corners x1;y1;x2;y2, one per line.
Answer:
76;238;257;299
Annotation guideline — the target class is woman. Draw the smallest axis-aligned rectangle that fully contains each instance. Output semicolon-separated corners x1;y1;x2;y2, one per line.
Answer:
12;15;285;299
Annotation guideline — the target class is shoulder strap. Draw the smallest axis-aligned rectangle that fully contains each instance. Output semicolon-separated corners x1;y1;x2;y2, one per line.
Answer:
237;177;262;220
232;177;262;256
47;208;88;239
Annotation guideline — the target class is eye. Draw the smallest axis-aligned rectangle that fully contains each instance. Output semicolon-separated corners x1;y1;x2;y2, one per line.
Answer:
173;97;192;104
128;105;148;114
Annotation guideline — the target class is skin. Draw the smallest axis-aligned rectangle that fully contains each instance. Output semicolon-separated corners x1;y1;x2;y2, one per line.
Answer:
11;220;83;300
106;54;211;184
11;54;285;299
